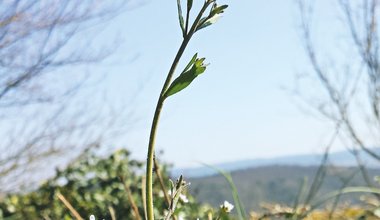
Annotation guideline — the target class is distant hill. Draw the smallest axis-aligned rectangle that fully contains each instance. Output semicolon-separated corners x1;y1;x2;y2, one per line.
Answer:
171;148;380;178
187;165;380;211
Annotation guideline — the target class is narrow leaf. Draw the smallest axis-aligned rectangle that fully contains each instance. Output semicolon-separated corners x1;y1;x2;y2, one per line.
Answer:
196;4;228;32
187;0;193;12
311;186;380;210
210;4;228;17
183;53;198;73
164;57;207;98
197;17;208;29
196;14;221;31
177;0;185;34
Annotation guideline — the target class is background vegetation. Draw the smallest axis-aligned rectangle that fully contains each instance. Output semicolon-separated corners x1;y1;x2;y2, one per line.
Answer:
2;0;380;219
0;149;210;220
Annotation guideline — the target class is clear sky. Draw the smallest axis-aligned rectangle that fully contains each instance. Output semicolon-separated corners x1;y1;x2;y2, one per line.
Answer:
88;0;351;168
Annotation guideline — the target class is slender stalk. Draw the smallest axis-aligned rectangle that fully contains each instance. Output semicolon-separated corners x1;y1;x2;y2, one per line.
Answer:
145;37;189;220
120;176;142;220
153;159;171;206
153;158;177;220
108;206;116;220
57;192;83;220
145;2;211;219
141;176;148;220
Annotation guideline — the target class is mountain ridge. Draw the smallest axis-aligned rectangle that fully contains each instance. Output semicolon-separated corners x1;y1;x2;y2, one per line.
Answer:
187;165;380;211
171;147;380;178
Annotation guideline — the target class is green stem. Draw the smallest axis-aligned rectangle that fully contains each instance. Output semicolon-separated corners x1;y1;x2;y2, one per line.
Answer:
145;37;189;220
145;2;211;220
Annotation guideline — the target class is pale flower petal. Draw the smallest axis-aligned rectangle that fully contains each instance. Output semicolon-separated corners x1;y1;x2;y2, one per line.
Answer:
179;194;189;203
220;200;234;213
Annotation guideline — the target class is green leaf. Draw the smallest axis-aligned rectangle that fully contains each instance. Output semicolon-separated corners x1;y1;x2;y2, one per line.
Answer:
197;17;208;28
210;4;228;17
196;4;228;32
187;0;193;12
196;15;220;31
164;56;207;98
311;186;380;210
177;0;185;34
183;53;198;72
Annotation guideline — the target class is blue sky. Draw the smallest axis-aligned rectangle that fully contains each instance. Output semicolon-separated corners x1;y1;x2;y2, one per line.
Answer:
87;0;351;168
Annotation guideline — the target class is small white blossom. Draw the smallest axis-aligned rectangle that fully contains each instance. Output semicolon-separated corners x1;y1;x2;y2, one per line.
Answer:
220;200;234;213
179;194;189;203
89;215;104;220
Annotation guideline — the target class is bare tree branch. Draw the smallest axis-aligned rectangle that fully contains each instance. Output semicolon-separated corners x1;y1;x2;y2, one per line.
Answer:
0;0;137;193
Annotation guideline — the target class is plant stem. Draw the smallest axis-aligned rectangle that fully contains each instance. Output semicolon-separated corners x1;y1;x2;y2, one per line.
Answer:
153;158;170;204
120;176;142;220
57;192;83;220
145;2;211;220
153;158;177;220
145;38;189;220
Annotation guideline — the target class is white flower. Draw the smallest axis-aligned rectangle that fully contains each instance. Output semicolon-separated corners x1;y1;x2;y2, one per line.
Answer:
89;215;104;220
179;194;189;203
220;200;234;213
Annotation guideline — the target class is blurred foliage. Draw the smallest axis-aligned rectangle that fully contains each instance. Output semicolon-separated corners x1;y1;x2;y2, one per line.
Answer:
1;149;380;220
0;149;213;220
250;203;380;220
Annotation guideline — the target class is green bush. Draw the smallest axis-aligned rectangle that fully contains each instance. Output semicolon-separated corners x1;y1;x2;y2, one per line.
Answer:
0;149;213;220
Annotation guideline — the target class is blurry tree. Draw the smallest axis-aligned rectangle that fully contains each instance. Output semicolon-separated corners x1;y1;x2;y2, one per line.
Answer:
0;0;135;193
0;149;207;220
297;0;380;184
